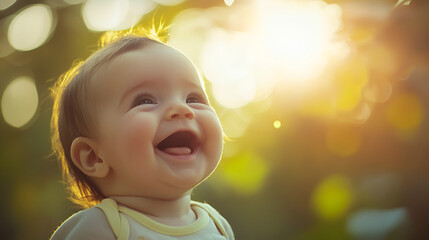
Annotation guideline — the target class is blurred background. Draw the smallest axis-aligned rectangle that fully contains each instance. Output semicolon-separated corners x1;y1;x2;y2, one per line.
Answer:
1;0;428;239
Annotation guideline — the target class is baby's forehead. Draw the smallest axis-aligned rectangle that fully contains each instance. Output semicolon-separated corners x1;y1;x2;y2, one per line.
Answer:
87;43;205;100
100;44;199;81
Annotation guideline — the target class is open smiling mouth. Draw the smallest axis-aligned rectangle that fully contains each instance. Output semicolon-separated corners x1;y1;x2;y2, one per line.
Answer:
156;131;199;155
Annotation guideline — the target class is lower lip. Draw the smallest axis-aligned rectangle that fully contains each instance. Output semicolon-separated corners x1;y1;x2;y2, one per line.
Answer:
154;147;199;163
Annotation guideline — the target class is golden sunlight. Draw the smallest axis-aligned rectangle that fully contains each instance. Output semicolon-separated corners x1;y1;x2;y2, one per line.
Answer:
171;0;348;109
200;29;259;108
255;0;345;84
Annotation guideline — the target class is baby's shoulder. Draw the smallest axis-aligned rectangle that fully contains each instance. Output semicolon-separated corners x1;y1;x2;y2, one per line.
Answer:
192;201;235;240
50;207;115;240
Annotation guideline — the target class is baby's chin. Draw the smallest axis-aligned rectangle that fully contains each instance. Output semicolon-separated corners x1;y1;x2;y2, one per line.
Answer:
160;157;218;185
166;171;210;191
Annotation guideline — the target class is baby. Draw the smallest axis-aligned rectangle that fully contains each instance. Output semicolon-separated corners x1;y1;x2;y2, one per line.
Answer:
50;32;234;239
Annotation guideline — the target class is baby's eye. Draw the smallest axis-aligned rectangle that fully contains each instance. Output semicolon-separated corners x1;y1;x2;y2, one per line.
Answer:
131;94;156;108
186;96;199;104
186;93;207;104
138;98;155;104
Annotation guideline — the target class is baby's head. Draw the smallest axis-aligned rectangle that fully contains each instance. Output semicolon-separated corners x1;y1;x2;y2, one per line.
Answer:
51;34;223;208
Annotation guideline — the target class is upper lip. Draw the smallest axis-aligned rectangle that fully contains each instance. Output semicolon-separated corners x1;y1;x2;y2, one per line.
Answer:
155;128;201;153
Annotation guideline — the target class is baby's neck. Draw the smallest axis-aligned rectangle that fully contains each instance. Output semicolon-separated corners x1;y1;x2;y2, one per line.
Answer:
109;194;196;226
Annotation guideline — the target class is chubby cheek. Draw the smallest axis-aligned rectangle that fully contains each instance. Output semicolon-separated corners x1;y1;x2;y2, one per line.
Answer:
118;113;158;160
201;113;224;166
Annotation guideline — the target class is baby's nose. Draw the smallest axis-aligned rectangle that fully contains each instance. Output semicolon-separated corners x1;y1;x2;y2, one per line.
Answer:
165;103;195;120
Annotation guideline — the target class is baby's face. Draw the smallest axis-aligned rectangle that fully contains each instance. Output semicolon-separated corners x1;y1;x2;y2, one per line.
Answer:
89;43;223;199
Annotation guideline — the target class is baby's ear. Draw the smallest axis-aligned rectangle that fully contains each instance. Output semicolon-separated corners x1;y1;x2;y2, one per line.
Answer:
70;137;109;178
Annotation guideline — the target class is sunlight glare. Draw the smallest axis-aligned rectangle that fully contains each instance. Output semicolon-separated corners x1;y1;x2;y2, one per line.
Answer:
170;0;350;114
257;0;344;83
200;29;258;108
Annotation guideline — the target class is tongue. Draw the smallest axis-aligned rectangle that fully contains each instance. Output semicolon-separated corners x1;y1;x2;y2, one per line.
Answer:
162;147;192;155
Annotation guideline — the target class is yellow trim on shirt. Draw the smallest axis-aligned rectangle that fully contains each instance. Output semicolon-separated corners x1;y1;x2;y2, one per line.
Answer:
95;199;130;240
118;203;209;236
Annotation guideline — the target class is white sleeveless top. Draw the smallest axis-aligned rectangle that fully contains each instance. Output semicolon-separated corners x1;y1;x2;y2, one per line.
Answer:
50;198;234;240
